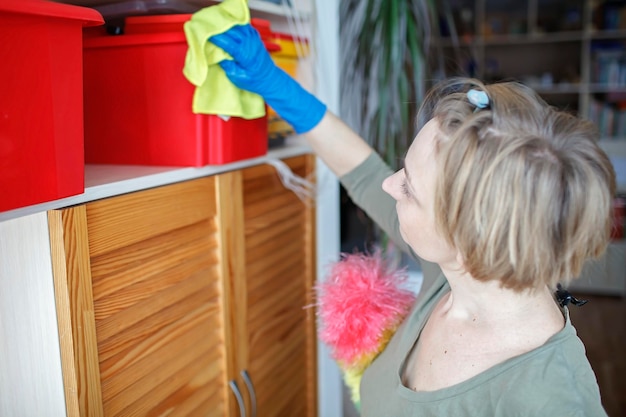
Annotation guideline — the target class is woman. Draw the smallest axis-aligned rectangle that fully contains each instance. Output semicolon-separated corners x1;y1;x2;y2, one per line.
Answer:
210;24;612;416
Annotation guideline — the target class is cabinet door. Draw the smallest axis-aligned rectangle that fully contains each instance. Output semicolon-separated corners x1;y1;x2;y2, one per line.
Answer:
239;155;317;417
49;177;232;417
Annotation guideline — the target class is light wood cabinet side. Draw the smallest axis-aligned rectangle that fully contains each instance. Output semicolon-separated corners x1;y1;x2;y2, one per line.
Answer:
48;206;105;417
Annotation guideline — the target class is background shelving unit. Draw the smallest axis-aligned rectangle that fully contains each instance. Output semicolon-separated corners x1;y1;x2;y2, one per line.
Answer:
434;0;626;147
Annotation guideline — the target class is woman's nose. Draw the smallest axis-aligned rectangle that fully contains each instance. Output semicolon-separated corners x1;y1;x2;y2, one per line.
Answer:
382;171;399;199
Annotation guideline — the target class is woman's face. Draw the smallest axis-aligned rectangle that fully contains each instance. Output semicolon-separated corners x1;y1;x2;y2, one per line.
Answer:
382;119;457;265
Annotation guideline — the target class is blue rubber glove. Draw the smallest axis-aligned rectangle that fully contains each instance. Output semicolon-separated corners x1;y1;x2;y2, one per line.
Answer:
209;24;326;134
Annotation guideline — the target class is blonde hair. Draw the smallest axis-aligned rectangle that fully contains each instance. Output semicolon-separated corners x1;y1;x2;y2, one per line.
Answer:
418;78;616;291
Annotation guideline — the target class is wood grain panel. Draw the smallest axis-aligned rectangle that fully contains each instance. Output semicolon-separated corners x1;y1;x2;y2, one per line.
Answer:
214;171;248;416
245;226;305;266
246;256;304;299
245;212;303;249
100;310;222;400
161;379;226;417
104;347;221;416
245;192;302;221
247;272;304;325
85;177;227;416
94;255;218;343
48;207;105;417
241;156;317;417
96;273;219;368
245;242;304;280
242;157;308;202
48;210;82;417
253;337;308;417
89;220;219;303
249;303;305;361
87;177;216;258
258;345;306;394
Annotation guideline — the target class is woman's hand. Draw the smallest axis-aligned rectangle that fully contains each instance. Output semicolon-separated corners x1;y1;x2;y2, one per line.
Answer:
209;24;326;133
211;24;372;177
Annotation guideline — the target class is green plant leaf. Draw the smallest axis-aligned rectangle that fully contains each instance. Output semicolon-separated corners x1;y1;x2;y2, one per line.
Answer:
340;0;440;170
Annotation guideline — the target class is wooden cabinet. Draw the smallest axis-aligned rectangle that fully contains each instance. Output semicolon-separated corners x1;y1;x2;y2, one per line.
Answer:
48;155;317;417
239;159;317;416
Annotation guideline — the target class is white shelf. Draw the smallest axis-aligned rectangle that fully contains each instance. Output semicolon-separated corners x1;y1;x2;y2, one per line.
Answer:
54;0;310;20
483;31;586;45
0;136;312;223
588;28;626;40
529;84;582;94
248;0;308;19
531;84;626;95
586;84;626;94
440;31;586;47
196;0;309;19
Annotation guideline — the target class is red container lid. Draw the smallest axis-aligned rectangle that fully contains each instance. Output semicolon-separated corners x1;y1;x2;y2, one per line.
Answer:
85;13;280;52
124;13;191;34
0;0;103;26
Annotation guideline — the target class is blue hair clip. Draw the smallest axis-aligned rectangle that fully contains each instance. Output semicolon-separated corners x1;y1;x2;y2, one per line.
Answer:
467;89;490;112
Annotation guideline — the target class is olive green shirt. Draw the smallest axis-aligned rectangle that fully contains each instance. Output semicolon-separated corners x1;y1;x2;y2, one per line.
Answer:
339;152;607;416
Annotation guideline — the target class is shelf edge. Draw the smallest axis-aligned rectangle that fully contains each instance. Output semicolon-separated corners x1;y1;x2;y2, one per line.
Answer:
0;137;312;223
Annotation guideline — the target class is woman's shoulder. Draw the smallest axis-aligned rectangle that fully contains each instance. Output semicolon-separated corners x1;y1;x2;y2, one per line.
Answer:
494;319;607;416
361;292;607;416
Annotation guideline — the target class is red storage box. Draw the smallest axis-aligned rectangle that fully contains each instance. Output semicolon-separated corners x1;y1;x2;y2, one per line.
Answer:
83;14;269;167
0;0;102;213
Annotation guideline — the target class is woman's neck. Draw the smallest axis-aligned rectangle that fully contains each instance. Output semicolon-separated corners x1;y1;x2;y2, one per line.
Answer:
437;264;563;328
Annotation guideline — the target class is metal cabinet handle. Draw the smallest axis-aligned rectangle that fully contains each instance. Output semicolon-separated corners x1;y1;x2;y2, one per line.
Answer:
241;370;257;417
229;380;246;417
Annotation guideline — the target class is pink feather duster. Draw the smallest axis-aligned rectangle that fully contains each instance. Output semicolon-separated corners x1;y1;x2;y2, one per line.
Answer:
315;250;417;406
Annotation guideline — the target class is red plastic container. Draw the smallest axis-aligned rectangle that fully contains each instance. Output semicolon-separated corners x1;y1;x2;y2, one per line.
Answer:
0;0;102;213
83;14;270;167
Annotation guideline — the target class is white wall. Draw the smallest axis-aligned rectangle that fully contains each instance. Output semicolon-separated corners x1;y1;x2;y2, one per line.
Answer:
313;0;344;416
0;213;66;417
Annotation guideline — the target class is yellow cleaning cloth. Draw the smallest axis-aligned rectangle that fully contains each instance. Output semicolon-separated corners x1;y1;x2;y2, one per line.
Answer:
183;0;265;118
